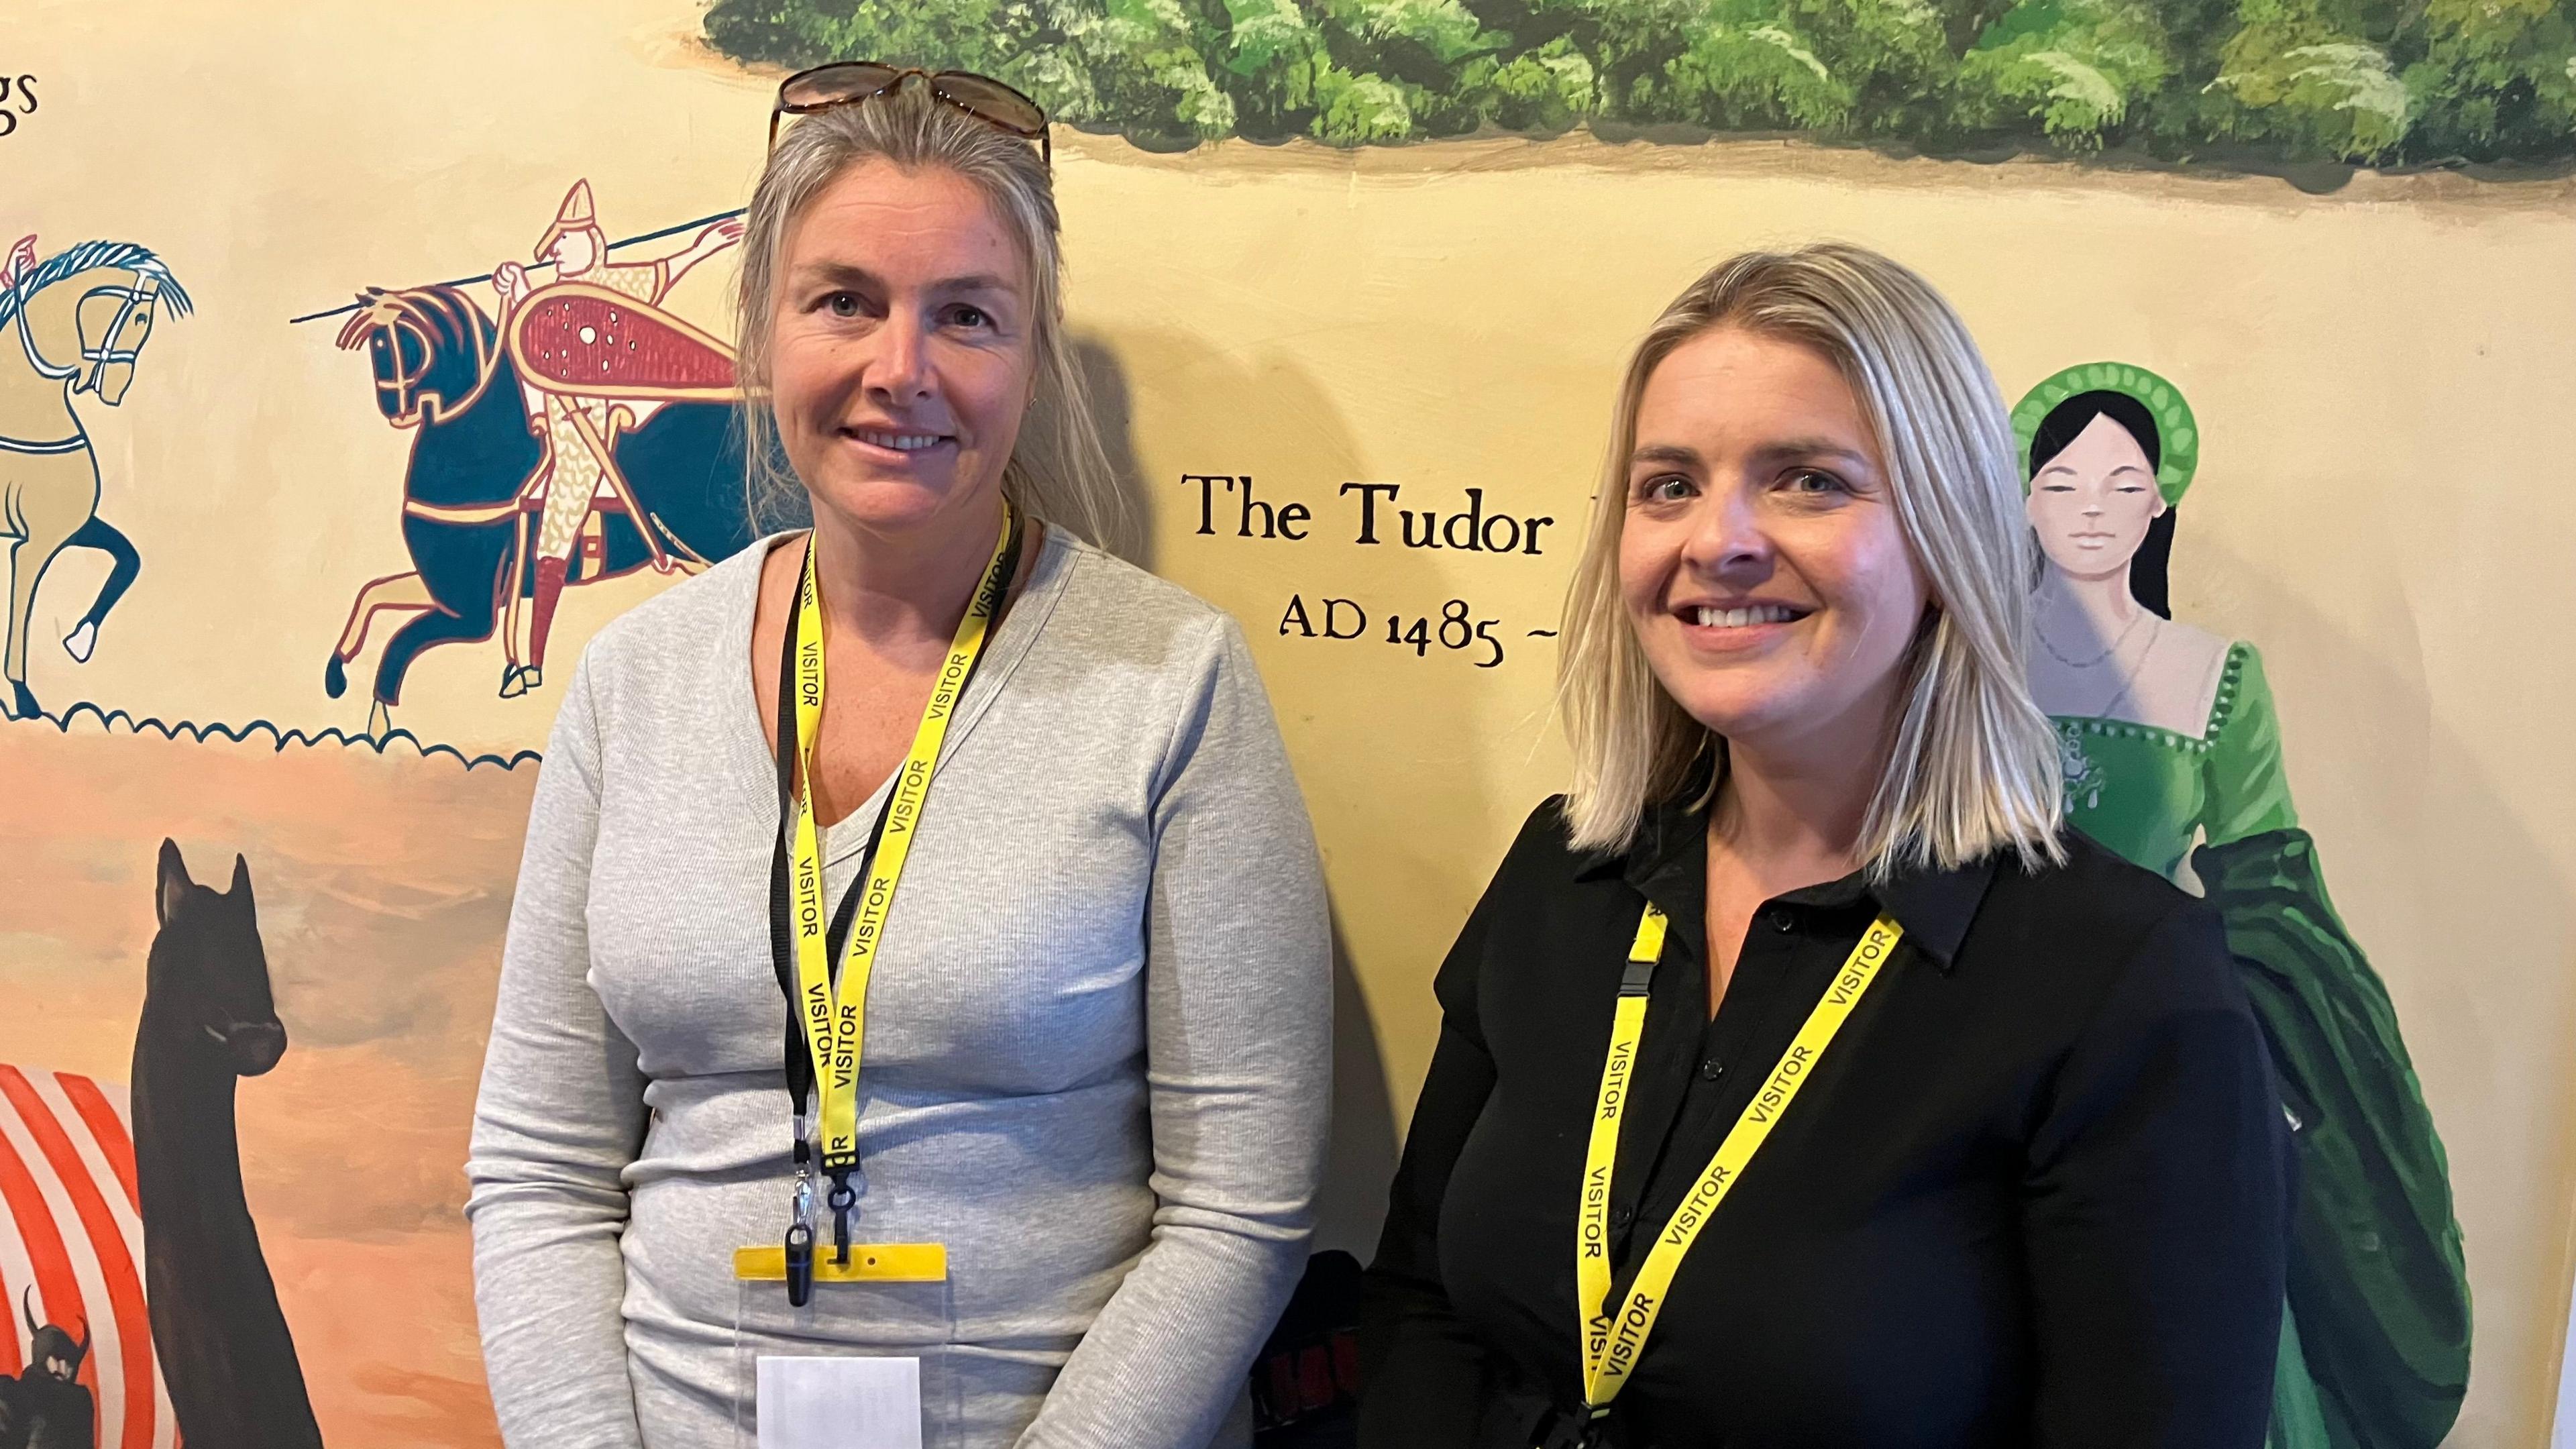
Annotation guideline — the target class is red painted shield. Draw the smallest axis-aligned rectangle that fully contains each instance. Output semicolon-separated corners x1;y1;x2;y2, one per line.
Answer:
506;280;737;401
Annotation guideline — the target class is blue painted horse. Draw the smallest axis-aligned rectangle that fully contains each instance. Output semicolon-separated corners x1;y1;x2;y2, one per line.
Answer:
0;240;189;721
321;284;757;734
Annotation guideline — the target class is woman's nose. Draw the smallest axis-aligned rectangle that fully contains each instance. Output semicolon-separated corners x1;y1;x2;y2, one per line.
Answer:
867;315;932;401
1680;488;1769;576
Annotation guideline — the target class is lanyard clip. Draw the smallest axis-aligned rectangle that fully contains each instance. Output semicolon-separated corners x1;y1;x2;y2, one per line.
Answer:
784;1171;818;1306
783;1215;815;1309
1536;1407;1613;1449
826;1167;861;1267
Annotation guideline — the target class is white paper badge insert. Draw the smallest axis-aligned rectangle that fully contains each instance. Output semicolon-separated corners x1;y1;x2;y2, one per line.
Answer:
756;1356;923;1449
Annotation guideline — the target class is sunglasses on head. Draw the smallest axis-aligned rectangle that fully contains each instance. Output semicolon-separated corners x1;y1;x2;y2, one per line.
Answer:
769;62;1051;166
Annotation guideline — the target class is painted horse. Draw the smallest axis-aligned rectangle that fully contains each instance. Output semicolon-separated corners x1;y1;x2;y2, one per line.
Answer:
322;284;757;735
0;241;188;721
132;842;319;1449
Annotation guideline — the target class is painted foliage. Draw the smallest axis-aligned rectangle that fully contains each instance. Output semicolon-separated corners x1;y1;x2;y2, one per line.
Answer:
706;0;2576;160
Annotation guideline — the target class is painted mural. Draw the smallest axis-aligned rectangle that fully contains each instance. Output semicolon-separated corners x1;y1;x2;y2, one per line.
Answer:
705;0;2576;162
2;1;2573;1446
0;1064;160;1449
0;238;188;723
309;182;756;737
2;720;535;1446
2012;363;2471;1449
133;841;324;1449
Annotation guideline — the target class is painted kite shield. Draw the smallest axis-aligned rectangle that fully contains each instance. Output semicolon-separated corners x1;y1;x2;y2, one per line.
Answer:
504;280;737;402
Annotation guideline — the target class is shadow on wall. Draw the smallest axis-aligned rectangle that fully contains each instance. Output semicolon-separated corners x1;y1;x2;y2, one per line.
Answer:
1071;324;1519;1259
1071;337;1156;572
1073;330;1429;1445
1318;912;1399;1265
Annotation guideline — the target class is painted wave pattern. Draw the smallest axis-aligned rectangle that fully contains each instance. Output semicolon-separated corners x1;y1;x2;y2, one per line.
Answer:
24;702;539;772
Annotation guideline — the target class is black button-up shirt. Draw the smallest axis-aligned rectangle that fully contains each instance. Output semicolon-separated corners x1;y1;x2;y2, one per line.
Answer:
1359;790;2290;1448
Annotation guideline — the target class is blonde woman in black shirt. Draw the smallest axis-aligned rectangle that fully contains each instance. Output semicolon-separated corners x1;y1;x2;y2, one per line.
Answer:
1358;245;2290;1449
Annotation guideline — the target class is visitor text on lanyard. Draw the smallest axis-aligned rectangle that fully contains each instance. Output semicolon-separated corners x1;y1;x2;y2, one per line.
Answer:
766;504;1020;1305
1572;904;1903;1433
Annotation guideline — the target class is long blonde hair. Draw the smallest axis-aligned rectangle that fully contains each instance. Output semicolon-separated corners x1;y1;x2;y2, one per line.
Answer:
1557;243;2063;877
733;83;1127;549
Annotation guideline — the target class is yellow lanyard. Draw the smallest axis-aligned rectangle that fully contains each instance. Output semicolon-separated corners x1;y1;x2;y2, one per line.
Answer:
782;505;1016;1181
1575;903;1904;1418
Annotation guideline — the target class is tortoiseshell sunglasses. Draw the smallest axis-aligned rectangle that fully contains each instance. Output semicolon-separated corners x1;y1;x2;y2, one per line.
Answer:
767;62;1051;167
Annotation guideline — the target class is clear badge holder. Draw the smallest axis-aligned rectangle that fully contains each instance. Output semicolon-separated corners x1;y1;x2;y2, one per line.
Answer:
733;1167;961;1449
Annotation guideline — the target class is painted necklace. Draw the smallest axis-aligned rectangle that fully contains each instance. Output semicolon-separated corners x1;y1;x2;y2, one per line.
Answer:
2035;604;2147;670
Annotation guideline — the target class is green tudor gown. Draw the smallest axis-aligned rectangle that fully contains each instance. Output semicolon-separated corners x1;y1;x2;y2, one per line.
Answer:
2055;642;2471;1449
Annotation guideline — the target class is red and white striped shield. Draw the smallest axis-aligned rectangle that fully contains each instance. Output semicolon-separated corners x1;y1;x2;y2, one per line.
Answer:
0;1065;176;1449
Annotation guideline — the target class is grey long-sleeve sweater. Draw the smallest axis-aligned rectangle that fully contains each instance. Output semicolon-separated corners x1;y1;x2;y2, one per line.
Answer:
464;526;1331;1449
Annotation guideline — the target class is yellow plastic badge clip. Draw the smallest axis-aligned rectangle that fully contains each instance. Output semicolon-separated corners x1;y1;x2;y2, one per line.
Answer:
735;1242;948;1284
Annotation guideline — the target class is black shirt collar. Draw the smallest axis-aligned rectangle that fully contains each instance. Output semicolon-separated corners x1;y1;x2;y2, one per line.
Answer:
1570;752;1999;971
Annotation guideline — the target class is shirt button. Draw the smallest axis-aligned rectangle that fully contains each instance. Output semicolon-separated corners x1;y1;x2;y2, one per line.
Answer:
1611;1205;1635;1230
1700;1057;1725;1081
1770;908;1795;932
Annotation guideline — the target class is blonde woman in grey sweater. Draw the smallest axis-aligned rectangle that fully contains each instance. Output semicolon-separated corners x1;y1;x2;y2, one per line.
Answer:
464;68;1331;1449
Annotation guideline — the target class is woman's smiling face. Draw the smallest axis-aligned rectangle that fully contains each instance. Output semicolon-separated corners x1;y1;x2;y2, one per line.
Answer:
1619;325;1930;754
767;158;1035;535
2026;411;2164;580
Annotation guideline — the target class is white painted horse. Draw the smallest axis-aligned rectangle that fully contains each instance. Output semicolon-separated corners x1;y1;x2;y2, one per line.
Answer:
0;239;189;720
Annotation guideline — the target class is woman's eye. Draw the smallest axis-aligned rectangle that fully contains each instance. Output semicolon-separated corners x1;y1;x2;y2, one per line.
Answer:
949;304;991;329
824;292;861;318
1786;469;1847;496
1638;474;1694;503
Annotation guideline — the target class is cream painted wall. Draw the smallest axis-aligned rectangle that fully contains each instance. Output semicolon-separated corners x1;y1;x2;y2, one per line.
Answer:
7;0;2574;1441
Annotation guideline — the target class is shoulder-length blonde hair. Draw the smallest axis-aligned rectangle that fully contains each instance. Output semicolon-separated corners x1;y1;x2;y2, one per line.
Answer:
1557;242;2063;877
734;83;1128;549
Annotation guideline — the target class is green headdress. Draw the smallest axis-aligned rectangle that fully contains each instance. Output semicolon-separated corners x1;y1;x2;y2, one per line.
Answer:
2010;361;2198;506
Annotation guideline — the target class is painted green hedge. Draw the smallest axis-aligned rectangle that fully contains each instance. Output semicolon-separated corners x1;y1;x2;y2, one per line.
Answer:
707;0;2576;164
